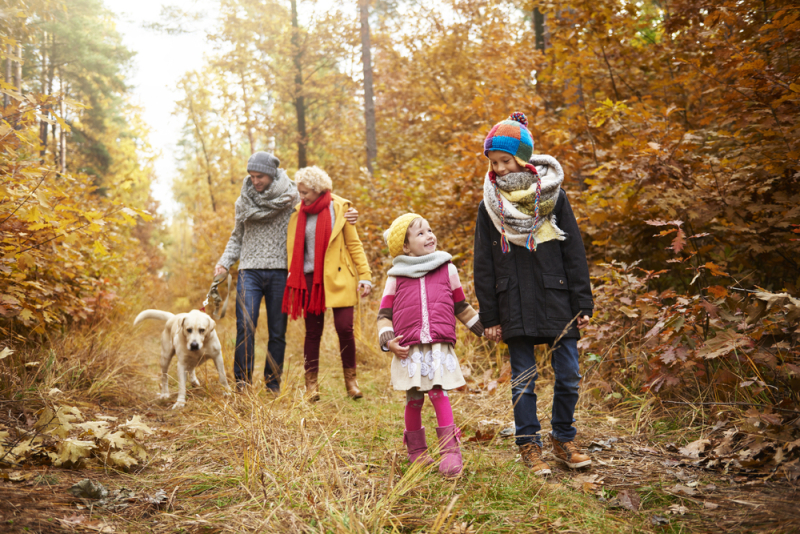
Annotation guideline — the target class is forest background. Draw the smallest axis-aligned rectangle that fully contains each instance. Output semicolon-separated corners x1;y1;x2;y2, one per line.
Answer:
1;0;800;530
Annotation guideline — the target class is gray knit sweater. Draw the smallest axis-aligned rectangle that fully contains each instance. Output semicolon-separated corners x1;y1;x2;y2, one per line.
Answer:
218;174;299;271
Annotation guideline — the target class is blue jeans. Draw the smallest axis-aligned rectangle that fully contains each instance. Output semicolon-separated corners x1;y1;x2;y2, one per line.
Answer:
234;269;288;390
506;336;582;446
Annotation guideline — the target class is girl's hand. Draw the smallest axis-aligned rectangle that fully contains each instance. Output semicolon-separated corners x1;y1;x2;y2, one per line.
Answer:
388;335;409;359
358;282;372;297
577;315;590;329
214;265;227;277
344;207;358;224
485;325;503;342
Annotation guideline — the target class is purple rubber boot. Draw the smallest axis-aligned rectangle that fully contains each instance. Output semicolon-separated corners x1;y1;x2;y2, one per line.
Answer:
435;424;463;478
403;427;435;466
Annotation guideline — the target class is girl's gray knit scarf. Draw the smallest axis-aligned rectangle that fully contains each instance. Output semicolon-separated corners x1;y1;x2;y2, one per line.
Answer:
388;251;452;279
483;154;566;250
234;169;298;224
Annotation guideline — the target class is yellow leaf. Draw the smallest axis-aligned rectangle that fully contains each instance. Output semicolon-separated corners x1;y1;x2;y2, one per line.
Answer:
36;191;51;209
93;240;108;256
35;405;84;438
16;252;35;271
76;421;111;439
0;347;12;360
102;430;133;450
49;439;95;466
108;450;138;469
120;415;154;440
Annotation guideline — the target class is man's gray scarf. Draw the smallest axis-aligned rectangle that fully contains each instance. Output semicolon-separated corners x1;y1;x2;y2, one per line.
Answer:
234;169;297;224
483;154;566;248
388;251;451;279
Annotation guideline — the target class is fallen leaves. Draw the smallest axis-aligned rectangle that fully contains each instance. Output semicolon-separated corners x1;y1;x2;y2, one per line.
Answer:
678;438;711;458
1;404;154;471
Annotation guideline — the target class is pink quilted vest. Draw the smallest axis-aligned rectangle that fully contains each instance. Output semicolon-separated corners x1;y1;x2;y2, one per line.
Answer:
393;263;456;346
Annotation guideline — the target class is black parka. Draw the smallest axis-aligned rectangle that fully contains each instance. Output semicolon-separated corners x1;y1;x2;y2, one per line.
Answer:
473;189;594;341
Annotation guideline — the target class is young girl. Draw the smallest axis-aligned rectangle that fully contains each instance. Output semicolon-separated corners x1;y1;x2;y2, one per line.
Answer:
473;112;594;476
378;214;483;478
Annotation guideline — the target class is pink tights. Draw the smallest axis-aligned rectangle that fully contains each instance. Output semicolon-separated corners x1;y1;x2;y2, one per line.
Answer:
404;388;454;431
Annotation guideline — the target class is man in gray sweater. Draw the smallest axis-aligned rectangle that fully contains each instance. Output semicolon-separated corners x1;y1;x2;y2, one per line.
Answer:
215;152;357;392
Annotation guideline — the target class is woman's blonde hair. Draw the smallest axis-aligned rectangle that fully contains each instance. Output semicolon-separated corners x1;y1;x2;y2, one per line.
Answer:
294;166;332;193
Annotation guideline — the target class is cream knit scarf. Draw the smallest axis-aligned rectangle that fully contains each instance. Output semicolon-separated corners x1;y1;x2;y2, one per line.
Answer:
234;169;297;224
388;251;452;279
483;154;566;250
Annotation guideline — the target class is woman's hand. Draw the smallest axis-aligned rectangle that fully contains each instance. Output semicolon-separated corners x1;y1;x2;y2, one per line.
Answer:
577;315;590;329
214;265;227;277
358;282;372;297
344;207;358;224
387;335;409;359
485;325;503;342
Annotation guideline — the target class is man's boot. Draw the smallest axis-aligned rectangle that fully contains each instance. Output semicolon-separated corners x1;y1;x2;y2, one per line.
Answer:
403;427;434;466
305;370;320;402
549;433;592;469
519;443;551;476
435;425;463;478
343;368;363;399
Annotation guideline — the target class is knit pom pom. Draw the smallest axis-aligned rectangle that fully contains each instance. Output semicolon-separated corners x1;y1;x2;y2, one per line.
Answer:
509;112;528;127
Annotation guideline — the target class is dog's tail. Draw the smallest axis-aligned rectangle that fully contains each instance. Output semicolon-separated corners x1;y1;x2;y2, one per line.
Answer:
134;310;175;326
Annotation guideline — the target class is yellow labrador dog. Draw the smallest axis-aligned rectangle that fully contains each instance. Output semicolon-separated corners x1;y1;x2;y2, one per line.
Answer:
134;309;230;409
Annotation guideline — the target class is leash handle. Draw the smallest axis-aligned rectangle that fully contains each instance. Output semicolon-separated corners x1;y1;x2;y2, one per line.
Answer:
203;273;232;319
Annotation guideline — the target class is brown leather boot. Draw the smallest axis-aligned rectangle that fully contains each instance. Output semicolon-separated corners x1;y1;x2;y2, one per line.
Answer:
305;370;320;402
519;443;551;476
549;434;592;469
343;368;363;399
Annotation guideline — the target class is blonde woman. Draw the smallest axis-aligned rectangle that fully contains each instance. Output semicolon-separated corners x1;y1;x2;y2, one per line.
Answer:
283;166;372;401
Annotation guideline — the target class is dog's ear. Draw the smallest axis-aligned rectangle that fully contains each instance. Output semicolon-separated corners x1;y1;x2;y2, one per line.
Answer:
180;316;186;330
206;317;216;334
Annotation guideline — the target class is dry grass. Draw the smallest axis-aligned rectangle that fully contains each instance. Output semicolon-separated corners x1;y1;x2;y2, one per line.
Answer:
3;301;798;533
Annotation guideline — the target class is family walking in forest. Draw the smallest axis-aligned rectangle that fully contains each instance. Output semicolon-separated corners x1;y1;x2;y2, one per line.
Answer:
213;112;594;477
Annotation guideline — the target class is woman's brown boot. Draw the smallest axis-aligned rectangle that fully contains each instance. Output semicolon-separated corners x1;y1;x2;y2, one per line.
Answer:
305;370;320;402
343;368;363;399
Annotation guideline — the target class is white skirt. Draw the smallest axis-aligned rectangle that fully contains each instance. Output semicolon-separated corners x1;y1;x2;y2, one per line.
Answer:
390;342;466;392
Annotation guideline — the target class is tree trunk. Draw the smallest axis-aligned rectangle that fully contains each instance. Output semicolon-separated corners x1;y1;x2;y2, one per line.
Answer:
240;72;255;154
291;0;308;169
4;44;10;108
40;31;54;159
533;7;547;51
186;93;217;212
59;74;66;173
14;43;21;93
359;0;377;175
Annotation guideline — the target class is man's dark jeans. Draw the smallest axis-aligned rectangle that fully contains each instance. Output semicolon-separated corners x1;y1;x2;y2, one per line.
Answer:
506;336;582;447
234;269;288;391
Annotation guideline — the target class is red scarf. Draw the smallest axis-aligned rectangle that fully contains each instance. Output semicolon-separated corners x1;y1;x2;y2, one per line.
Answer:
283;191;333;319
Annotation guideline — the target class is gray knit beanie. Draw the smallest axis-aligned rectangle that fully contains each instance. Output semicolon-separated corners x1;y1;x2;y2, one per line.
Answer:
247;151;280;179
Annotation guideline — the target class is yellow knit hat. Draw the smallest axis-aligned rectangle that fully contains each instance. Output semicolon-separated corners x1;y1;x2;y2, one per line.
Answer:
383;213;422;257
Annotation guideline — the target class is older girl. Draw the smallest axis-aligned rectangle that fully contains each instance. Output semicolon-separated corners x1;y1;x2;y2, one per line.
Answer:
283;166;372;401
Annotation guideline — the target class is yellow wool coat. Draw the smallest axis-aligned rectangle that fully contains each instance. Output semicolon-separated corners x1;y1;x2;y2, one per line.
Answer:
286;193;372;309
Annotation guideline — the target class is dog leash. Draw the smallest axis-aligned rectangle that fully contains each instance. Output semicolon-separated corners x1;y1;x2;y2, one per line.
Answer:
201;272;232;319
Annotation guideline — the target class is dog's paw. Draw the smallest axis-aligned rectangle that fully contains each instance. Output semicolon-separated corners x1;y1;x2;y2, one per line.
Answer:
156;392;170;400
171;400;186;410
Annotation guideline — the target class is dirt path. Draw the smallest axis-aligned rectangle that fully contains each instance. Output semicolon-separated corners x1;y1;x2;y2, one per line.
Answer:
2;325;798;533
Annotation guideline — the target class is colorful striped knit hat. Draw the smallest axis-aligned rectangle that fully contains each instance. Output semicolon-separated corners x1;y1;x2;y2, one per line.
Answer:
483;112;533;167
484;112;542;253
